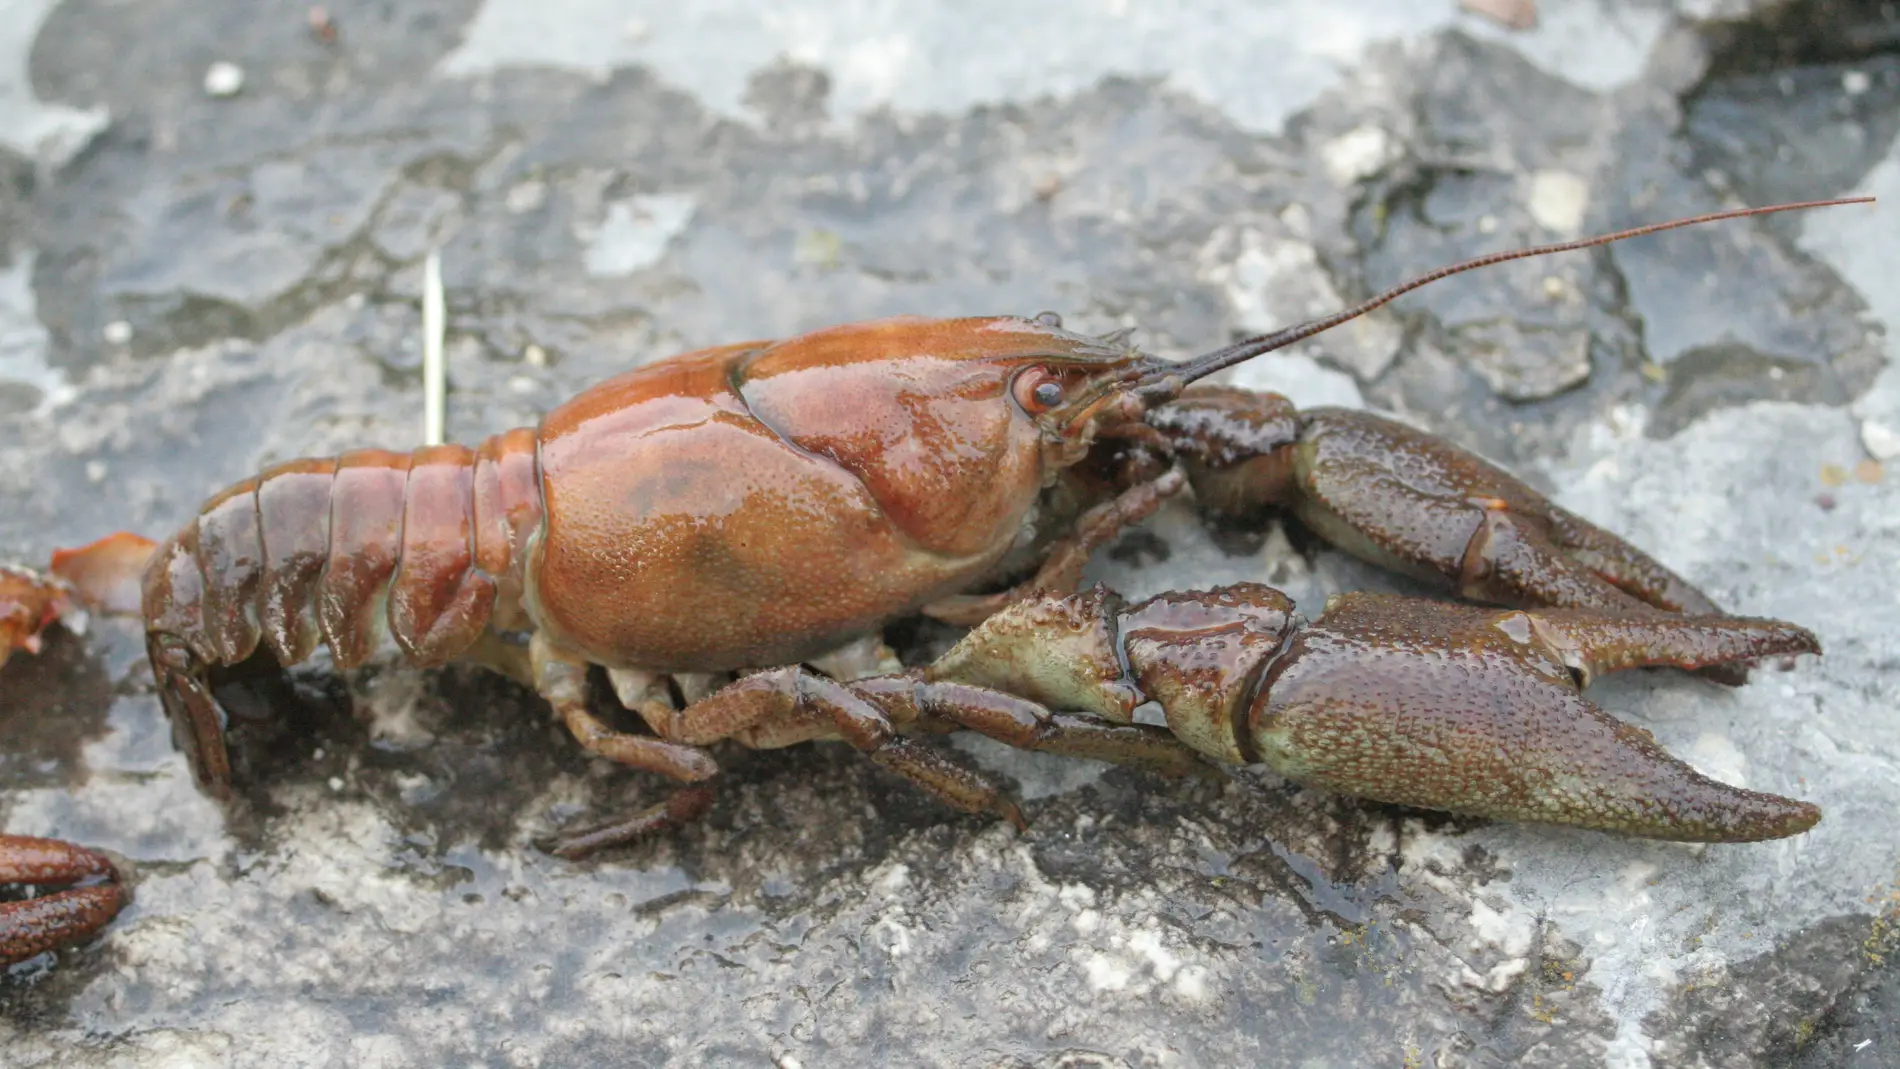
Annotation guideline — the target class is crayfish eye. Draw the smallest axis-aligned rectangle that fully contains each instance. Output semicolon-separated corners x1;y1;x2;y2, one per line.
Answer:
1032;311;1063;328
1012;369;1067;415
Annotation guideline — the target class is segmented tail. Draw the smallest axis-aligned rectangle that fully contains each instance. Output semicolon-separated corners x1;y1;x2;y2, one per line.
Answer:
142;428;544;792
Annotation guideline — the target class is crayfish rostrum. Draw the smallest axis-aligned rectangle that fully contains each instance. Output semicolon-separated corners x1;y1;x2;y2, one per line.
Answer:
0;196;1871;968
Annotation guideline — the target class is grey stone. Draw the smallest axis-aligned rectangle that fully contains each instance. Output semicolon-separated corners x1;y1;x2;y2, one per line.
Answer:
2;1;1896;1067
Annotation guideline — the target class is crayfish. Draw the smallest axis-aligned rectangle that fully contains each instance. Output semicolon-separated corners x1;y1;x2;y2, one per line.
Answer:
0;196;1871;969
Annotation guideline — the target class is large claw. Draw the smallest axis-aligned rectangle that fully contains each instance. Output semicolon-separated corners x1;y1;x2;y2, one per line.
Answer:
1;835;130;967
925;584;1822;842
1144;388;1758;684
1247;592;1822;841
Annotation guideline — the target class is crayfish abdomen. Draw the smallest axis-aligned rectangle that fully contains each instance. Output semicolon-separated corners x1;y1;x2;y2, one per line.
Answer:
143;428;544;677
141;426;543;790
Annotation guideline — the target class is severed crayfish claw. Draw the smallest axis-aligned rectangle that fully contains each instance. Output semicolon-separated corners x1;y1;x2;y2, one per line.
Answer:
924;584;1822;842
0;534;154;966
0;835;131;968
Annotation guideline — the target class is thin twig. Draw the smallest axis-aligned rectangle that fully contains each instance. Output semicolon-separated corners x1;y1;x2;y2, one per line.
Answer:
422;250;445;447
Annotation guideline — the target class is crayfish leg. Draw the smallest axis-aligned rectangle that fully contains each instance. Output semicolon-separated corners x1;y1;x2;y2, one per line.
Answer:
149;634;235;797
922;469;1186;627
529;638;726;858
0;835;130;967
905;587;1224;778
923;585;1143;723
867;736;1026;830
1281;409;1692;614
857;677;1216;780
664;666;1028;828
531;636;719;783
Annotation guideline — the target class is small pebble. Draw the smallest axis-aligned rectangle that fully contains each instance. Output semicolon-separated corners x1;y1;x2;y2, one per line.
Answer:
506;181;547;214
1528;170;1589;235
102;320;132;345
85;460;108;484
1861;418;1900;461
1319;125;1396;186
794;229;843;268
308;6;338;44
327;776;344;792
203;61;246;98
1819;463;1847;488
523;343;548;368
1854;458;1883;484
1815;492;1837;512
1843;69;1871;97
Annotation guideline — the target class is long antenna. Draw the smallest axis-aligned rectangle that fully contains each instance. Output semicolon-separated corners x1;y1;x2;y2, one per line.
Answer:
1138;196;1875;393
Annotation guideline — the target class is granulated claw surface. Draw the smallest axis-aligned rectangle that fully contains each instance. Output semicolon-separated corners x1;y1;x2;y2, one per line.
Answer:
0;836;129;968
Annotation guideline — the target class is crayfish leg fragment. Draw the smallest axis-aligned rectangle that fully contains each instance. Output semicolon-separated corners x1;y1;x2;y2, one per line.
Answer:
544;783;716;860
1171;401;1763;686
923;585;1142;723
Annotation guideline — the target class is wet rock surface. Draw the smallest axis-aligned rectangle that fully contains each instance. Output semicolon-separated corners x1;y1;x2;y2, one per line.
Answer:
1;0;1896;1066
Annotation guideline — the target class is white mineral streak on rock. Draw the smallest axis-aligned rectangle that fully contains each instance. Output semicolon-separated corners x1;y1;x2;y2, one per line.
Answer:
0;0;107;163
0;253;75;412
581;194;700;276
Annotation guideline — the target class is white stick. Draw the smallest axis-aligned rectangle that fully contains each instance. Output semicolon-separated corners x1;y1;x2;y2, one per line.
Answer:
422;251;446;447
